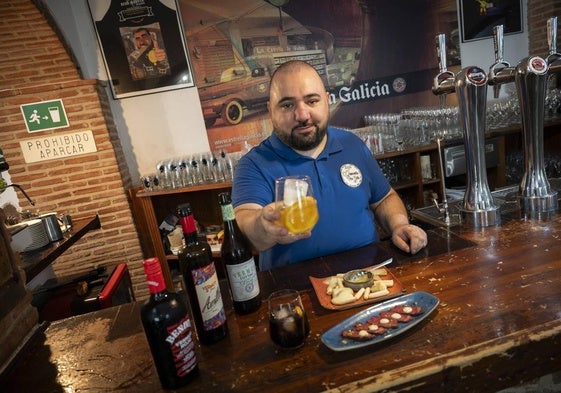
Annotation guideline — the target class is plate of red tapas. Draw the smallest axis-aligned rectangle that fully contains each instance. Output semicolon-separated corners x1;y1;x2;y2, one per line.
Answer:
321;291;439;351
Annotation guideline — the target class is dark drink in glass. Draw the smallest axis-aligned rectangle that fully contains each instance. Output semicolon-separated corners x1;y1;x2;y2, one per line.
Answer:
268;289;309;349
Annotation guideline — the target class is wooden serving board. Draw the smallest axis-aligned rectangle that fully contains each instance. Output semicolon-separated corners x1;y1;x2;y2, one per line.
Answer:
309;265;405;311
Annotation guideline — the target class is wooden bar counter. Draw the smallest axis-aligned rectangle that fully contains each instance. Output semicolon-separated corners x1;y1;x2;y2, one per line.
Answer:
2;211;561;392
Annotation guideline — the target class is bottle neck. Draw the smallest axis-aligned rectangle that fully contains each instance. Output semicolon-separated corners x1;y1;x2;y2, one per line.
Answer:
179;214;199;244
220;202;236;223
143;258;167;294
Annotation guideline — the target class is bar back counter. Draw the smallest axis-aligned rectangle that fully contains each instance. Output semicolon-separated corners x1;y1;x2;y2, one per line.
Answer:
2;201;561;392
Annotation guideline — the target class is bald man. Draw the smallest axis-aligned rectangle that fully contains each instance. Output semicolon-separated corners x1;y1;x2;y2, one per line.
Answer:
231;60;427;271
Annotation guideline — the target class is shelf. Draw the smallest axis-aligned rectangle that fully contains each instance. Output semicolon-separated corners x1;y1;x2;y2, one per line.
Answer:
422;178;441;185
19;215;102;283
393;181;419;190
136;181;232;198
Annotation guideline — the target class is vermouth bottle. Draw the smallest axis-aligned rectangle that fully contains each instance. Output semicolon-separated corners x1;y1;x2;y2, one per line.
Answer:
177;203;228;344
219;192;261;314
140;257;199;389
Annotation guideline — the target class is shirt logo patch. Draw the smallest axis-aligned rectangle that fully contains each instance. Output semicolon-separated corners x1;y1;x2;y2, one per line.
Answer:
340;164;362;188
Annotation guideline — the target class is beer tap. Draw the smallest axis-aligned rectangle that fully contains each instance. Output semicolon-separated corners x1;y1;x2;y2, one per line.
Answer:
432;33;500;227
546;17;561;66
486;22;558;217
488;25;517;88
546;17;561;94
432;34;455;107
515;54;557;216
488;25;511;99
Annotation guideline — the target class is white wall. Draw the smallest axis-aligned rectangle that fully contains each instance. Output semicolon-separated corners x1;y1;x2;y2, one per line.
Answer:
40;0;531;187
457;0;530;98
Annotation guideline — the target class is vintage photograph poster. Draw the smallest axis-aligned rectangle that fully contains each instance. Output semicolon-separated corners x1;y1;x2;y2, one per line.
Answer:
88;0;194;98
178;0;460;154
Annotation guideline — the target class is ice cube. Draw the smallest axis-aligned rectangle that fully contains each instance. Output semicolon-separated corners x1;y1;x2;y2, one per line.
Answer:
282;315;297;333
284;179;308;206
275;305;291;320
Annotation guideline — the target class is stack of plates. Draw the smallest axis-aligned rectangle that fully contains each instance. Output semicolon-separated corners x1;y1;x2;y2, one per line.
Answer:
10;219;50;252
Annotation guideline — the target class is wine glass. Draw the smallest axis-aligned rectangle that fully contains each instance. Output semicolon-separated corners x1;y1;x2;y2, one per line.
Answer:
275;175;319;234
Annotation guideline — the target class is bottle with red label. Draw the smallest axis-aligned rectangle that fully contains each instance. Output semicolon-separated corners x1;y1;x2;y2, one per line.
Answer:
140;257;199;389
177;203;228;344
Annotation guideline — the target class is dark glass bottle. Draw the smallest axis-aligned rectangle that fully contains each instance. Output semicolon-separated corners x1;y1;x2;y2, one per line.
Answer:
177;203;228;344
140;257;199;389
159;212;179;254
219;192;261;315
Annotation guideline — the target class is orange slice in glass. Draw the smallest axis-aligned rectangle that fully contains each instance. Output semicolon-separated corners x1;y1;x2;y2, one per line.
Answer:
281;196;319;234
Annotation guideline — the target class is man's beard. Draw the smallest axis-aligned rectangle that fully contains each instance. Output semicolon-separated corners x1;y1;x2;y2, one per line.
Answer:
276;123;327;151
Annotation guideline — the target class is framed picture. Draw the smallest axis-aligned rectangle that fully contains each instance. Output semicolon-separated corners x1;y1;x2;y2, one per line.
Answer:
459;0;523;42
87;0;194;99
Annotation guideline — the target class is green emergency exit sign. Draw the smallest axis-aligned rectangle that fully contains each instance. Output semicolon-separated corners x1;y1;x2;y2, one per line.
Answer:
20;99;69;132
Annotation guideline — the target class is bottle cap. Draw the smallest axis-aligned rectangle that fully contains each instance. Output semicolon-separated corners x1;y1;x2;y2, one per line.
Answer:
143;257;166;293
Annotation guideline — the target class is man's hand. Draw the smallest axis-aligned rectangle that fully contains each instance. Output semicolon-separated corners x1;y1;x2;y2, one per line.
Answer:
391;224;427;254
235;203;311;251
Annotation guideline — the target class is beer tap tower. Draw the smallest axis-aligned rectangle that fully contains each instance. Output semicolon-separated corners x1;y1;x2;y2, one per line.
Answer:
432;34;500;227
488;21;558;218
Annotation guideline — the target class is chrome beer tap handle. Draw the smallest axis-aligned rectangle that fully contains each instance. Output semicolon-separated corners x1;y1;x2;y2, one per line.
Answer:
488;25;511;98
546;17;561;66
488;25;516;87
432;34;455;101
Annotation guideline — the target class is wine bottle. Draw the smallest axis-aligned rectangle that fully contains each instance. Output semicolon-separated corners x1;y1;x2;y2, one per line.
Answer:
219;192;261;314
140;257;199;389
177;203;228;344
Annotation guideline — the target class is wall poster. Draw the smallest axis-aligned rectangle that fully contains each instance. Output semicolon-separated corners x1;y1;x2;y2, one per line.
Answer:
87;0;194;99
459;0;523;42
178;0;461;154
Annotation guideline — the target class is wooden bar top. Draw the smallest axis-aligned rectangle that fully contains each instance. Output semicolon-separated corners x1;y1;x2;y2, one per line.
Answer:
2;213;561;392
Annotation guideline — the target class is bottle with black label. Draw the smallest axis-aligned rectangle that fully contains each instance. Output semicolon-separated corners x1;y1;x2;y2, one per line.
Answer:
140;257;199;389
177;203;228;344
219;192;261;314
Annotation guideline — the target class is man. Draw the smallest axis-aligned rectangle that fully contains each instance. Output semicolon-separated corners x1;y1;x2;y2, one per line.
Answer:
128;27;169;80
231;60;427;271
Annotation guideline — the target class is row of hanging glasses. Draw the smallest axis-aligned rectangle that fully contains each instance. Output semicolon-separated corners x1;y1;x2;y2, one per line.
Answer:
484;88;561;129
359;106;462;154
357;88;561;155
140;151;244;192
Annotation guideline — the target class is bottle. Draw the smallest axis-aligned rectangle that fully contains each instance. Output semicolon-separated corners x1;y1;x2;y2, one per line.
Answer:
219;192;261;314
177;203;228;344
139;257;199;389
159;212;179;254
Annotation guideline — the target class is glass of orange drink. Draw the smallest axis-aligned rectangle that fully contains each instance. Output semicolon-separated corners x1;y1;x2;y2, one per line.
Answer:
275;175;319;234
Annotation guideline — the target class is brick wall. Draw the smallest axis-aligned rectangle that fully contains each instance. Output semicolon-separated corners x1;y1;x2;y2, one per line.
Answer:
528;0;561;55
0;0;149;299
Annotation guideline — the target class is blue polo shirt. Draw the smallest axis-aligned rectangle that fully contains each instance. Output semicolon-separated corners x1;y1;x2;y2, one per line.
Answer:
231;126;391;271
